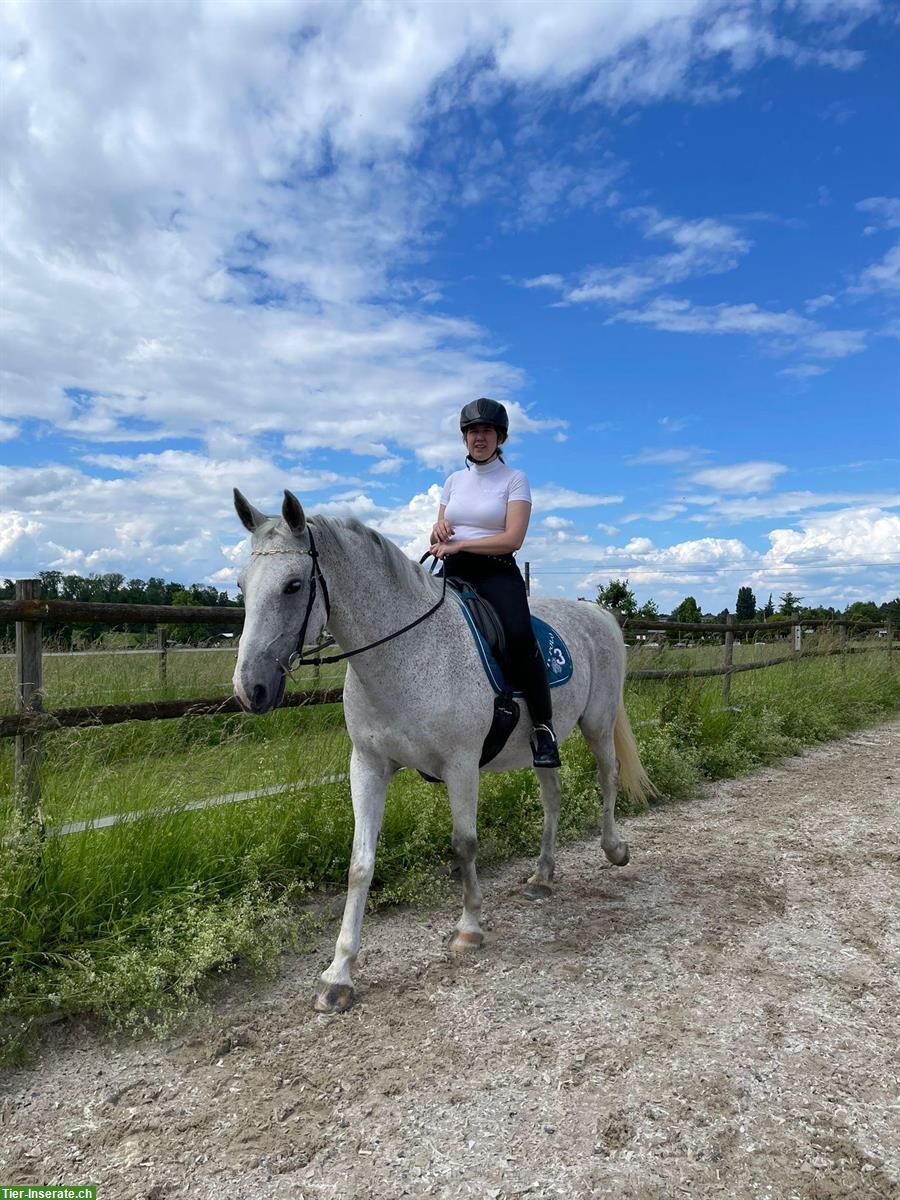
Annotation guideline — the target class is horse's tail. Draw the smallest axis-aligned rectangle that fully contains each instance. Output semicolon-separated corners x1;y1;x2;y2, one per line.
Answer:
613;697;657;807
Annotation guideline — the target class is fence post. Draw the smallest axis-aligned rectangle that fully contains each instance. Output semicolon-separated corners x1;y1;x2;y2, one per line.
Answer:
792;622;802;660
839;621;847;675
157;624;167;685
15;579;44;830
524;561;530;597
722;611;734;703
888;618;894;660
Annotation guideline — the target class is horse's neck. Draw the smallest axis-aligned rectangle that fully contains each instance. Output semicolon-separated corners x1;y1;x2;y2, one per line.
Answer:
317;523;441;670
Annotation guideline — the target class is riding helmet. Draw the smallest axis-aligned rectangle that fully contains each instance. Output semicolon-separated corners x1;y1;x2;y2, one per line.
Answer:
459;397;509;436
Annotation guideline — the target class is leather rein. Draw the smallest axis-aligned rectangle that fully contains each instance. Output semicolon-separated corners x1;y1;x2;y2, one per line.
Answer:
251;525;447;672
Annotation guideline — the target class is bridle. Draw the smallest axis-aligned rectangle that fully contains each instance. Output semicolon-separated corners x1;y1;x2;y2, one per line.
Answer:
249;524;447;672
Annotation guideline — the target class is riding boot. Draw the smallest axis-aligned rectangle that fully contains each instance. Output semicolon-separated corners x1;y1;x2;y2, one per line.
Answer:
517;645;561;769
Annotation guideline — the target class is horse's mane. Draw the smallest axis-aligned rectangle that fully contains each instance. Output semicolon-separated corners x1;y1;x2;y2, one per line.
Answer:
309;516;443;601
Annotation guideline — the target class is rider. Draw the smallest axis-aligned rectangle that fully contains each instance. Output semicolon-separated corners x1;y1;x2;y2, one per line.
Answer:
429;397;561;769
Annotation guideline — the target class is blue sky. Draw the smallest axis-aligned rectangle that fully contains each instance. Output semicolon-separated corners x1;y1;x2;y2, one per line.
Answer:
1;0;898;613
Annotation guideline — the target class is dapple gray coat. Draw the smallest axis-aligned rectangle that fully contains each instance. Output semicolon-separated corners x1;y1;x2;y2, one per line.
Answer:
233;490;654;1013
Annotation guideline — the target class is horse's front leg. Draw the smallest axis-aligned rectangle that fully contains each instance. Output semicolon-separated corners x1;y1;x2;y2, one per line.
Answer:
313;746;396;1014
445;764;484;953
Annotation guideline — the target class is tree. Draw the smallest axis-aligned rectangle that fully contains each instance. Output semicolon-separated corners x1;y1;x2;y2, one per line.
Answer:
638;597;660;621
764;593;775;620
778;591;804;617
845;600;879;625
38;570;63;598
596;578;637;618
170;588;201;644
735;586;756;623
671;596;702;624
145;577;167;605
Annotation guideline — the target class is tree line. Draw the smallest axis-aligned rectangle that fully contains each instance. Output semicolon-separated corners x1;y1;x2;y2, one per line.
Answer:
592;579;898;634
0;570;242;647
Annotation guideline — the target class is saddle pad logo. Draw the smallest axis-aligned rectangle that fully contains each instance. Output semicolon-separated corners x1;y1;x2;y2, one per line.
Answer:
546;631;566;676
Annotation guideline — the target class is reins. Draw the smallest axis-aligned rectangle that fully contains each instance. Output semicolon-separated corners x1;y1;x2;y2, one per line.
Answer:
251;526;447;671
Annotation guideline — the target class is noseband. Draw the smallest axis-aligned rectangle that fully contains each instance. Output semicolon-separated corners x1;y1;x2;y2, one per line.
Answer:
250;525;446;670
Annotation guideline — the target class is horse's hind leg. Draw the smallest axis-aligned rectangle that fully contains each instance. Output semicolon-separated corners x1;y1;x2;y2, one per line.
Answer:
523;768;561;900
580;716;630;866
313;747;395;1014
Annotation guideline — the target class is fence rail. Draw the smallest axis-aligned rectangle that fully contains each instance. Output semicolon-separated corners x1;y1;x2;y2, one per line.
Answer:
5;580;894;831
0;596;888;635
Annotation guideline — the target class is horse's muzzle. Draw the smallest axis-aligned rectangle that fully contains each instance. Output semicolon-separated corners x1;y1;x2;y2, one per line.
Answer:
234;674;286;715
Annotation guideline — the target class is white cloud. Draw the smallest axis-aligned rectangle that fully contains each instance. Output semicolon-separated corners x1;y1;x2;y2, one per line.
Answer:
523;274;566;290
370;457;406;476
659;415;691;432
0;420;20;441
532;485;623;510
533;208;751;307
622;503;689;524
850;243;900;295
0;514;43;559
690;461;788;493
778;363;828;379
0;451;375;580
625;446;707;465
610;296;867;361
763;506;900;568
856;196;900;233
686;489;900;523
804;293;836;313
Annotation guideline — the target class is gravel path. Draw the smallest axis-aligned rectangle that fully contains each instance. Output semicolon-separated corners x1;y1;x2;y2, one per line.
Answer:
2;721;898;1199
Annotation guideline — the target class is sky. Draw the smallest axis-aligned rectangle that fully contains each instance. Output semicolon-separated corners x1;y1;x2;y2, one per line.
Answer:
1;0;898;614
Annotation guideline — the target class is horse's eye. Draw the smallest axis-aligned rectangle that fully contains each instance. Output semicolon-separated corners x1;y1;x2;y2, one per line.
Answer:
284;579;304;595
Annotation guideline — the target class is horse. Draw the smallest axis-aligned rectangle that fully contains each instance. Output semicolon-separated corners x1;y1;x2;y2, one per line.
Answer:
232;489;655;1014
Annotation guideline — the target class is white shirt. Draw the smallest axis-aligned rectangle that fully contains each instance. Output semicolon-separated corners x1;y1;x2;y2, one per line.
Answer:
440;458;532;542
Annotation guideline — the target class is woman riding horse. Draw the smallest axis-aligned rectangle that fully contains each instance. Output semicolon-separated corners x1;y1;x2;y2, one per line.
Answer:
430;398;560;769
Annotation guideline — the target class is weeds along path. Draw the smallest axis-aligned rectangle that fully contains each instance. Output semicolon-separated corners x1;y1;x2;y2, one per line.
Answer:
2;720;898;1200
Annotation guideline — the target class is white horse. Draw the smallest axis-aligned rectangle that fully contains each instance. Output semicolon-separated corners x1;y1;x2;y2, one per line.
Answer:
232;489;654;1014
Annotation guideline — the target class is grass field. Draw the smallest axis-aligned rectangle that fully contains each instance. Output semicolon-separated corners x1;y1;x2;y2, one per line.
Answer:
0;645;346;712
1;639;897;1061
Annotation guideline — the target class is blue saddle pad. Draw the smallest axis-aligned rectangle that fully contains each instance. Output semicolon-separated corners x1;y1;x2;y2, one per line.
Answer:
450;589;574;696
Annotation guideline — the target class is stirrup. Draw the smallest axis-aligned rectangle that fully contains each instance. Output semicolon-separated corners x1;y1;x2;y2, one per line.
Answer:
530;723;561;769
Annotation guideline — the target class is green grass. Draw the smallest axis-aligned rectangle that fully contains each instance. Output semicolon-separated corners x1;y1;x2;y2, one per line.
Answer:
0;644;345;713
1;647;897;1063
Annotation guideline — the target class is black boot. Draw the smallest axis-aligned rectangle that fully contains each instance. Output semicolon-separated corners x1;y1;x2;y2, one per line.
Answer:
530;723;561;769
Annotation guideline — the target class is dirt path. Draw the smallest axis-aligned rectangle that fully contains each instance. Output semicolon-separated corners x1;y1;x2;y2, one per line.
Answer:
2;722;898;1200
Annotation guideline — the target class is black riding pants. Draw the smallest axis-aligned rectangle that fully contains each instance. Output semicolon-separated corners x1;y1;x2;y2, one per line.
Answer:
445;551;552;727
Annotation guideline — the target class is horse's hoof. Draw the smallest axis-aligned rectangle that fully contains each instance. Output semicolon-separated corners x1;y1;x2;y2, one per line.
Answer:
522;882;552;901
312;982;355;1014
449;930;484;955
605;843;630;867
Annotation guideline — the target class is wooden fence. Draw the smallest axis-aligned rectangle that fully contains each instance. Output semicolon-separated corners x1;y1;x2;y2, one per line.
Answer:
2;580;892;829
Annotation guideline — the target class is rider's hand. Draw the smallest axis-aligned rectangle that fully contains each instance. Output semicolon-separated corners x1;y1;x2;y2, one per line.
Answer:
430;541;461;559
431;519;455;543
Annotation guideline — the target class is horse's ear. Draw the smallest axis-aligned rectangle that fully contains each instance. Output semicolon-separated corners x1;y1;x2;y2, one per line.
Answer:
282;489;307;536
233;488;268;533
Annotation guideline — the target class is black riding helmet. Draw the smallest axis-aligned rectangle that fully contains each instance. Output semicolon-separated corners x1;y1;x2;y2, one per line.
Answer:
459;397;509;437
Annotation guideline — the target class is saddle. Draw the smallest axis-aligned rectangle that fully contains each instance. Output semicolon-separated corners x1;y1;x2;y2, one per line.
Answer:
447;580;574;697
417;578;573;782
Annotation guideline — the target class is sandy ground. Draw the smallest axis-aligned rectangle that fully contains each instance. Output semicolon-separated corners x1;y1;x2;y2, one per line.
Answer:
1;721;898;1200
